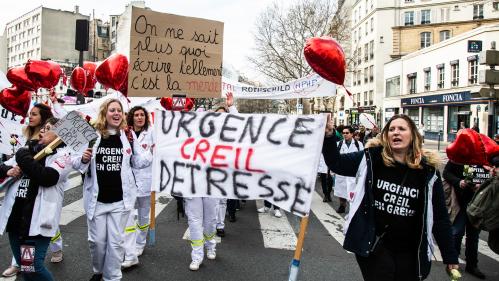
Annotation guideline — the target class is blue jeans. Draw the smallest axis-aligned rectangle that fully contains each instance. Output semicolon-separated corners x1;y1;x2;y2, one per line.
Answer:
452;209;480;268
8;231;54;281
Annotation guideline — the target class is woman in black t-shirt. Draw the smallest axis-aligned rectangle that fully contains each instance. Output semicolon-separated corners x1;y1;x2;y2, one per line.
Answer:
322;114;459;281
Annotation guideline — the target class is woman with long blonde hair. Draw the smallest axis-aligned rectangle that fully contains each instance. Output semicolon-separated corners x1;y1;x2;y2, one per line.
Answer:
322;114;458;281
72;99;151;281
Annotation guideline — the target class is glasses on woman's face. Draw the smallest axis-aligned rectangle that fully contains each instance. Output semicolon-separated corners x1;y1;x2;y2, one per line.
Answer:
342;131;350;135
40;124;53;133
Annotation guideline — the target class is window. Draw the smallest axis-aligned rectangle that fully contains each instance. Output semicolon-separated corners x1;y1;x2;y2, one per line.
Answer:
369;40;374;59
468;58;478;85
437;65;445;89
420;32;431;48
353;71;357;86
369;65;374;82
369;90;374;105
385;76;400;97
354;31;357;43
365;22;368;35
357;70;361;85
354;10;357;23
421;10;431;24
358;27;362;40
370;18;374;32
408;73;417;94
357;93;361;105
424;69;431;91
451;61;459;87
365;0;368;13
439;30;450;42
405;0;414;2
493;1;499;11
405;11;414;26
364;43;369;61
357;47;361;64
364;67;369;83
473;4;484;20
112;31;116;38
112;17;116;26
364;91;368;106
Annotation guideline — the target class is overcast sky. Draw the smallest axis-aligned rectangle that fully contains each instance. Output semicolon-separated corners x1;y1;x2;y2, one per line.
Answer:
0;0;291;81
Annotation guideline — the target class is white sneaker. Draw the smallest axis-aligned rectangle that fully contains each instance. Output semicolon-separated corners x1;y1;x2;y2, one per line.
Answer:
207;250;216;260
274;209;282;218
257;206;269;213
50;250;63;263
121;258;139;269
136;247;145;257
189;260;202;271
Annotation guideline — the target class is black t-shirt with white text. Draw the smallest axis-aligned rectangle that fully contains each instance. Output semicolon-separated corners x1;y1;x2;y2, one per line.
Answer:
96;134;123;203
373;161;426;252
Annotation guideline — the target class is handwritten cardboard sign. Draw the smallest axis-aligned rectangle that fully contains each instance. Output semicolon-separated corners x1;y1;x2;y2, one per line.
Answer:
129;7;224;98
151;110;326;217
53;111;98;153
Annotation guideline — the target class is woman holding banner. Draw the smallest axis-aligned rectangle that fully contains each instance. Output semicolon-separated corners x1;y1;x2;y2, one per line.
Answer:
0;117;72;281
122;106;154;269
73;99;151;281
322;114;458;281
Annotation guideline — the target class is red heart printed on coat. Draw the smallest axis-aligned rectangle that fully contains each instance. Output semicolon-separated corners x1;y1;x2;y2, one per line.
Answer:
446;128;499;165
304;37;346;85
349;192;355;201
142;144;148;149
6;66;38;91
126;148;132;155
25;59;62;89
0;86;32;117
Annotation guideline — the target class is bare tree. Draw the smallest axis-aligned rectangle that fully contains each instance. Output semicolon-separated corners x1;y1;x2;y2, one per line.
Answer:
249;0;349;113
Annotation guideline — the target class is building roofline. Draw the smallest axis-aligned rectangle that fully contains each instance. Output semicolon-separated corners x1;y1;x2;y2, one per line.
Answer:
5;5;89;27
5;5;42;26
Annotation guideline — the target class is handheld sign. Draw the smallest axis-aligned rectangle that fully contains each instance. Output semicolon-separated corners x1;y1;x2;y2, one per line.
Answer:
129;7;224;98
53;111;98;153
151;110;326;217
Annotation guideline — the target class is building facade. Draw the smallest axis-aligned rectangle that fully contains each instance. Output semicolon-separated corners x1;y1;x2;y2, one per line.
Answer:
4;6;90;69
89;19;111;62
392;0;499;58
383;24;499;142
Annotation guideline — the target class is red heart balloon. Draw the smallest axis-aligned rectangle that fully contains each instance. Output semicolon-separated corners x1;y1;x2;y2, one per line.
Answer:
70;67;87;94
160;97;194;111
446;129;499;165
6;67;38;91
304;37;346;85
0;86;32;117
25;59;62;89
83;62;97;93
95;54;128;91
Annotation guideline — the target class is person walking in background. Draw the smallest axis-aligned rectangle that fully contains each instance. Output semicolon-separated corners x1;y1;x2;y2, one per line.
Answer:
322;114;458;280
122;106;154;269
443;161;490;279
318;153;333;202
418;123;425;145
334;126;363;214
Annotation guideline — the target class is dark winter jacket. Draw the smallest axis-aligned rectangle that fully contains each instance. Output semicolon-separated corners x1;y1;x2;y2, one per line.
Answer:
322;134;458;280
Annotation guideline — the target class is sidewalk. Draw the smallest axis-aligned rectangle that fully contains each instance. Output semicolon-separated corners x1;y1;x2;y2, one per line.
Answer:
423;139;449;168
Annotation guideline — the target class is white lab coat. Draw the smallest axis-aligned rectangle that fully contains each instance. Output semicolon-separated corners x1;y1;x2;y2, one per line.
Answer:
334;140;363;200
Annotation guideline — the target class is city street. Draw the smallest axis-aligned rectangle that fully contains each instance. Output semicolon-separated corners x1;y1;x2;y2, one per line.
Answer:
1;170;498;281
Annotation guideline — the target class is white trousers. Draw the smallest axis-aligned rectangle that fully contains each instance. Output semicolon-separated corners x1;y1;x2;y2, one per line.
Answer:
123;196;150;261
49;228;63;253
87;201;130;281
215;198;227;230
184;197;217;262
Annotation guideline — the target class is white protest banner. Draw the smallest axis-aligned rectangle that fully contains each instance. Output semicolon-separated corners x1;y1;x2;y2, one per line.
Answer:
53;111;98;153
222;74;337;100
0;106;25;155
129;7;224;98
151;110;326;217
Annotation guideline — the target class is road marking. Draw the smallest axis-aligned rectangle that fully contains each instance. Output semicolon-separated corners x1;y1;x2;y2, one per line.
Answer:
59;198;85;225
310;191;346;246
64;172;82;191
256;200;297;250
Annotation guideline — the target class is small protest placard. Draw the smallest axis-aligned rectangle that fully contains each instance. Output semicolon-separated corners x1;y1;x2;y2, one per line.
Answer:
151;110;326;217
0;105;25;155
53;111;98;153
129;7;224;98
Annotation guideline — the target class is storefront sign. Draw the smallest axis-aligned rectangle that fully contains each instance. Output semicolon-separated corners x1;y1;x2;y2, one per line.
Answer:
401;91;471;106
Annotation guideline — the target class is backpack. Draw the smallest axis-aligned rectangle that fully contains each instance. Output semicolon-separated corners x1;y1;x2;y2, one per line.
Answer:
466;176;499;231
338;139;360;152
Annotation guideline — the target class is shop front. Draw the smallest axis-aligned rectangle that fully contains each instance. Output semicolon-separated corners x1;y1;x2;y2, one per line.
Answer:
401;91;491;142
384;108;399;124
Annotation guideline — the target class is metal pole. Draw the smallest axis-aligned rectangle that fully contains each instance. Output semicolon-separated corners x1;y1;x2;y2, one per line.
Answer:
437;131;441;151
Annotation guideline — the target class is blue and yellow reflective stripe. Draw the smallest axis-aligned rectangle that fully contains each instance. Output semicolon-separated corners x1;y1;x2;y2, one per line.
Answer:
125;226;136;233
136;223;149;232
203;232;216;241
51;231;62;243
191;238;204;247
